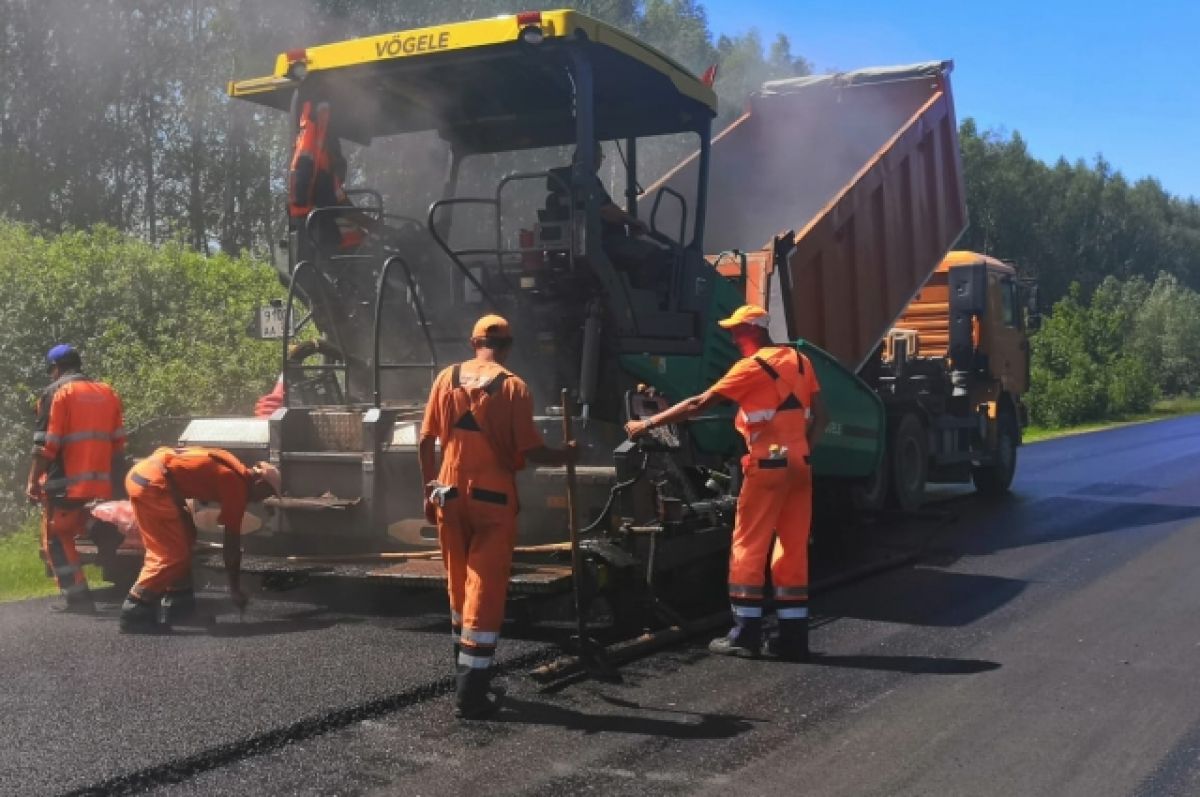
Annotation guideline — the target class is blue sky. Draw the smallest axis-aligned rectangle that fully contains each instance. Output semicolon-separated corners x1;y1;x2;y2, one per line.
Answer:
703;0;1199;201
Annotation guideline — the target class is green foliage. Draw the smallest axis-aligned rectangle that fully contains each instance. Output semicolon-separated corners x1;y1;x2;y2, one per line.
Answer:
1129;273;1200;396
1028;279;1168;427
960;120;1200;307
0;221;283;523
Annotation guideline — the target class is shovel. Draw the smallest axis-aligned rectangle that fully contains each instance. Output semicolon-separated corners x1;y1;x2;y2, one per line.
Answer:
560;389;618;680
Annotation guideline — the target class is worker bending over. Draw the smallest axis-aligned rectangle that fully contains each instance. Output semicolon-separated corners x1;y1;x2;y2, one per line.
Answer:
419;315;573;719
119;447;280;633
626;304;828;660
27;345;126;613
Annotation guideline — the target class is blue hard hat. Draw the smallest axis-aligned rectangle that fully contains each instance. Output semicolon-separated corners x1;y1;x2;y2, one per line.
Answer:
46;344;79;367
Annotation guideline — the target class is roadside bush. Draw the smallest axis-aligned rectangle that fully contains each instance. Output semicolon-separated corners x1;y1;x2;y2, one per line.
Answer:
1028;278;1172;427
0;222;283;527
1129;273;1200;396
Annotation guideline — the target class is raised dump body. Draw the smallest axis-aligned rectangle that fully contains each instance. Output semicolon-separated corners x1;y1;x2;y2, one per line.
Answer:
658;61;966;371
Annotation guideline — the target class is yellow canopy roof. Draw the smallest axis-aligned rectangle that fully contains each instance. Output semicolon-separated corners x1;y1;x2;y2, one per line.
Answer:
228;10;717;152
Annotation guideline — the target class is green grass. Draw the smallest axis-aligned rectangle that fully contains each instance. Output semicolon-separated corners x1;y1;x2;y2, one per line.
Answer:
1024;396;1200;444
0;516;108;602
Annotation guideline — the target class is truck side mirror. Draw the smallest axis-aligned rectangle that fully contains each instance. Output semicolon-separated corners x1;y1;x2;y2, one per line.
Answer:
948;263;987;371
948;263;987;317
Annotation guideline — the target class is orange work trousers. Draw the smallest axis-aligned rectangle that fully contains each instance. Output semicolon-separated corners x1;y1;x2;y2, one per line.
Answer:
728;451;813;599
436;477;518;669
126;472;194;599
41;501;89;597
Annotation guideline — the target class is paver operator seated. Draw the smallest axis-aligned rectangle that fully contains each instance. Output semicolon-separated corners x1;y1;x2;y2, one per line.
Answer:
27;344;126;614
419;314;575;719
119;446;281;633
626;304;829;660
553;142;671;292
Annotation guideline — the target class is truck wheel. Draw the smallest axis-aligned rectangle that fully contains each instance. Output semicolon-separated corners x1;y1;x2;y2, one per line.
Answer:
850;460;888;513
886;413;927;511
973;408;1018;496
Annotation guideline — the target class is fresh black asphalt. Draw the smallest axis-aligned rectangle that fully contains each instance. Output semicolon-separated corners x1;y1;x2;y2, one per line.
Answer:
4;415;1200;796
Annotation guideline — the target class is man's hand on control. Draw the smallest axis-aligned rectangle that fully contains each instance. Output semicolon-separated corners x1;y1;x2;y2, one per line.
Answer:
625;419;652;439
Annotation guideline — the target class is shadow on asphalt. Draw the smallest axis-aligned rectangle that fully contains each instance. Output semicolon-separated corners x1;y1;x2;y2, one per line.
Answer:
819;567;1028;628
495;696;760;739
805;652;1000;675
88;605;362;638
192;615;357;638
953;494;1200;556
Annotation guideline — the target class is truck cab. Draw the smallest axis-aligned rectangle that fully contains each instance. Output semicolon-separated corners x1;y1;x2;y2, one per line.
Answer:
885;251;1031;502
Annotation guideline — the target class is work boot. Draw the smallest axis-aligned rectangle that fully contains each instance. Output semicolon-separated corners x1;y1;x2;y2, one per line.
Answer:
454;666;503;720
708;612;762;658
50;590;96;615
766;617;810;662
160;588;197;625
119;595;162;634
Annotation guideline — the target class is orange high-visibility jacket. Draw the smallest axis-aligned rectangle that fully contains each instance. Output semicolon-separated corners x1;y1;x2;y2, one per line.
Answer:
35;374;125;500
710;346;821;455
421;361;544;484
288;101;331;220
137;447;257;534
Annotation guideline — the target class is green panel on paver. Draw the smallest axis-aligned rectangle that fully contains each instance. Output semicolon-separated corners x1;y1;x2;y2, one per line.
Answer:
617;263;882;471
620;335;884;476
796;339;884;479
617;351;740;455
618;267;744;455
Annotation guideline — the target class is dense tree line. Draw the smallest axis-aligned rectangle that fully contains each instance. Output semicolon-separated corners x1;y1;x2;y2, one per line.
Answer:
1029;273;1200;427
0;0;809;257
959;120;1200;307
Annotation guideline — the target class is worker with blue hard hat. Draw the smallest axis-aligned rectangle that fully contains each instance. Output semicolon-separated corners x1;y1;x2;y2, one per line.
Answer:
28;344;126;613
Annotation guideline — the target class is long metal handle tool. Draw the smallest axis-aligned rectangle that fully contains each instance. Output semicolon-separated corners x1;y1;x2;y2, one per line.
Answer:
560;389;618;680
561;389;587;644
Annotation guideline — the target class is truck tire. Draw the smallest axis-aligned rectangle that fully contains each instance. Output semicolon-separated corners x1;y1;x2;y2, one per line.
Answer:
886;413;927;511
850;460;889;513
973;407;1018;496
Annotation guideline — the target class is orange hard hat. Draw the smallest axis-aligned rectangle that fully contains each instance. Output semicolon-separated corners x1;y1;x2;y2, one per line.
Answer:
471;314;512;340
718;304;770;329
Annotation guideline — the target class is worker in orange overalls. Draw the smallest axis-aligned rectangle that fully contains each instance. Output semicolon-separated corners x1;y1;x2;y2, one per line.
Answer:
419;315;574;719
626;304;828;660
289;101;374;251
119;447;281;633
26;344;126;613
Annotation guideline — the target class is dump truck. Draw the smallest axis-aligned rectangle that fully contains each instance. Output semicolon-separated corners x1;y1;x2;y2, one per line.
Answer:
656;63;1032;510
87;11;1030;625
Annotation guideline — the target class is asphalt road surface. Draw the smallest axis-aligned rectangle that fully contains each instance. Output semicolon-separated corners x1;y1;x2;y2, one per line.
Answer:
3;416;1200;796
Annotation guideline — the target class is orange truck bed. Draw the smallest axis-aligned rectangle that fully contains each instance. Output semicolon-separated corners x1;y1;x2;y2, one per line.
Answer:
660;61;967;371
